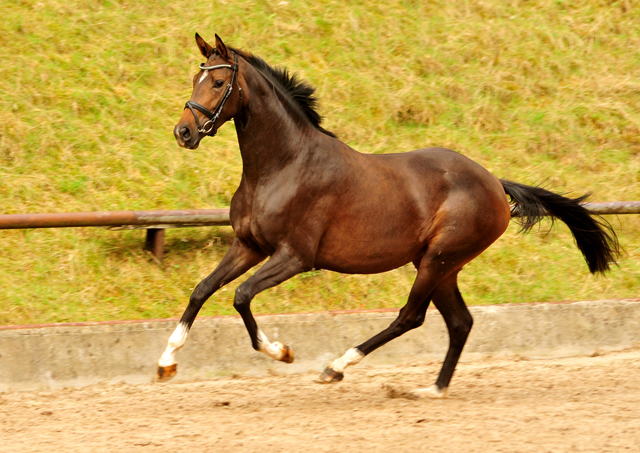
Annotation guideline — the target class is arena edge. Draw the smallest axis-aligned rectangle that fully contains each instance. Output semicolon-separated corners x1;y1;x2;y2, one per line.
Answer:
1;299;639;391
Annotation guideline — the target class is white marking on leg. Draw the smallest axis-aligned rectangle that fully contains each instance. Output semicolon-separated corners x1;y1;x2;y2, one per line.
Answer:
158;323;189;367
257;329;287;361
198;70;209;84
329;348;365;373
412;384;448;399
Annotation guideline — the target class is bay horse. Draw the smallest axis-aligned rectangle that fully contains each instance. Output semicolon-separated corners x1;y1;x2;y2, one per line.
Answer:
157;34;619;398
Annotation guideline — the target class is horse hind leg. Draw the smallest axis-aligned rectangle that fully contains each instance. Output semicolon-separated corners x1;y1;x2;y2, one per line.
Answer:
319;256;439;383
412;272;472;399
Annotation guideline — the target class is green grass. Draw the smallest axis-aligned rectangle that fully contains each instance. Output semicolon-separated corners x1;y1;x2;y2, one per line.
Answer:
1;0;639;325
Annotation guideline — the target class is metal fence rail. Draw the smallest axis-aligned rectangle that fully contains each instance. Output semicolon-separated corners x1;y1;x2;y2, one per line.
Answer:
0;209;231;230
580;202;640;215
1;202;638;261
0;209;230;262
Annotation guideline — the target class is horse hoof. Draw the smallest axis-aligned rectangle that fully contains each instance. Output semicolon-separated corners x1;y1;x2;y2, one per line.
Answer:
411;384;448;399
318;367;344;383
280;344;294;364
156;364;177;382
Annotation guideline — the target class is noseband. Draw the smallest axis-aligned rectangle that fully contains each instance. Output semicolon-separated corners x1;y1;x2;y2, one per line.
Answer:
184;51;242;136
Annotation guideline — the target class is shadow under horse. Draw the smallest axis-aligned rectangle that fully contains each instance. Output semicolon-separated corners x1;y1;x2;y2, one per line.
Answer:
158;34;619;398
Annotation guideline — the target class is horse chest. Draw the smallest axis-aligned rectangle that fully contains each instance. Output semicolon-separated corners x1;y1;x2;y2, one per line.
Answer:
231;198;292;253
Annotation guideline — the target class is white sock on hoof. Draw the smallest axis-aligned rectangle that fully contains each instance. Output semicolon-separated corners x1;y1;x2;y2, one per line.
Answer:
329;348;365;373
412;385;448;399
257;329;288;361
158;322;189;367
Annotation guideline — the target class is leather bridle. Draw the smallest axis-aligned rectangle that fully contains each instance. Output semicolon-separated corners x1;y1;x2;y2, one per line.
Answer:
184;51;242;137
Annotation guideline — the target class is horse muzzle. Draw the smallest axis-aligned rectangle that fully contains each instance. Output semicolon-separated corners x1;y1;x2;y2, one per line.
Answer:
173;124;200;149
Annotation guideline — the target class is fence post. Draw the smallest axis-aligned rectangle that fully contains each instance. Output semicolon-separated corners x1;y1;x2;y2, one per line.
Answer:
145;228;165;262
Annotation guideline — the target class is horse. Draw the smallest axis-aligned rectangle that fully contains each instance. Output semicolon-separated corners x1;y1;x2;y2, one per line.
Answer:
157;33;619;398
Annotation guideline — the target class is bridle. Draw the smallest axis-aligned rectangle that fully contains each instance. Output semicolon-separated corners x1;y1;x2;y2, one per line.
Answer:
184;51;242;137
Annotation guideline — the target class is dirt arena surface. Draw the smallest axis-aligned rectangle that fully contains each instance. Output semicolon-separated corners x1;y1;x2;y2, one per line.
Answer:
2;350;639;452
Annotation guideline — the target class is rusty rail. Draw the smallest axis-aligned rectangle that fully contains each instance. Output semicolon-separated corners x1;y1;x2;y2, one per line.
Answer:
0;209;230;262
580;201;640;215
0;202;638;262
0;209;230;230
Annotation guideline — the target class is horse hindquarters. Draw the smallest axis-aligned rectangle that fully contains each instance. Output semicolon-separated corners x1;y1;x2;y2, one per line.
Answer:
320;203;508;393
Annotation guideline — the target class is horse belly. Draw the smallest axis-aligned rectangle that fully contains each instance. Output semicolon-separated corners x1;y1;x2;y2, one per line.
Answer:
314;220;423;274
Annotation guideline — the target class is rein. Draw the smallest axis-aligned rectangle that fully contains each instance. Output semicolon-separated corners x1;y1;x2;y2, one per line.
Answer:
184;51;242;136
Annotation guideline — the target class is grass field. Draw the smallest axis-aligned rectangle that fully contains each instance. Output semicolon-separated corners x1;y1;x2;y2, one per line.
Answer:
1;0;639;325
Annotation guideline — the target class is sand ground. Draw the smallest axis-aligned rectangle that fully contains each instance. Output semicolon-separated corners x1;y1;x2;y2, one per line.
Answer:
2;350;639;452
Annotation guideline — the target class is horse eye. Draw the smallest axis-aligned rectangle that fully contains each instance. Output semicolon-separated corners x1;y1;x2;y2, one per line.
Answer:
215;79;225;88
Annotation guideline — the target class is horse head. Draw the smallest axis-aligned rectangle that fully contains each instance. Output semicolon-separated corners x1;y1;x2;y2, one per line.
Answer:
174;34;243;149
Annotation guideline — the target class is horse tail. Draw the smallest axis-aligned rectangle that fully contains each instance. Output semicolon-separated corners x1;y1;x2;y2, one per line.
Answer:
500;179;619;275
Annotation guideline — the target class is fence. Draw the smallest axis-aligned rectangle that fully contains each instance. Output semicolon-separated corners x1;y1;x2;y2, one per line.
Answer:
0;209;230;261
1;202;639;262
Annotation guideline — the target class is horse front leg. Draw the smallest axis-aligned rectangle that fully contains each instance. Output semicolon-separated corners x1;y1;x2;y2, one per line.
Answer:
156;238;266;381
233;247;308;363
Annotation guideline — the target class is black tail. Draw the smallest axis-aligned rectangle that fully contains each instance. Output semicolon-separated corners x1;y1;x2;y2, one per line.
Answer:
500;180;619;274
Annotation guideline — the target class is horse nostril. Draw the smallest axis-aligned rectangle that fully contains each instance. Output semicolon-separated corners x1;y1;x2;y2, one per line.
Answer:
180;127;191;141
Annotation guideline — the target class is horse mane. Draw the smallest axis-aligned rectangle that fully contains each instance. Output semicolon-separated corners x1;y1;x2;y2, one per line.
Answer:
229;47;337;138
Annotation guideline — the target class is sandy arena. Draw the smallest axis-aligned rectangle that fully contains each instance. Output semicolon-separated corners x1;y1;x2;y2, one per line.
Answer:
2;350;639;452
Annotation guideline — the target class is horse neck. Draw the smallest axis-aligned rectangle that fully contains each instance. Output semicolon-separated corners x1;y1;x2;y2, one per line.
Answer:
234;66;323;185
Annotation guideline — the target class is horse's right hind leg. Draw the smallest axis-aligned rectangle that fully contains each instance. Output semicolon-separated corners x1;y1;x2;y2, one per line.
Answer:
319;254;441;383
319;260;473;398
412;272;472;398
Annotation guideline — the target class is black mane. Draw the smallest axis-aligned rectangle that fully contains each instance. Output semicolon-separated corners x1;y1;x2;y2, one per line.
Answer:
230;48;336;138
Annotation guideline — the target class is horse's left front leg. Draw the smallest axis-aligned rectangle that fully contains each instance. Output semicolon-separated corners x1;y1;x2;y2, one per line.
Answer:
233;247;308;363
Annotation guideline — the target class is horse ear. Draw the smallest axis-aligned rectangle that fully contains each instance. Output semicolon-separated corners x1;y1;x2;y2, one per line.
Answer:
195;33;214;58
214;34;230;60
